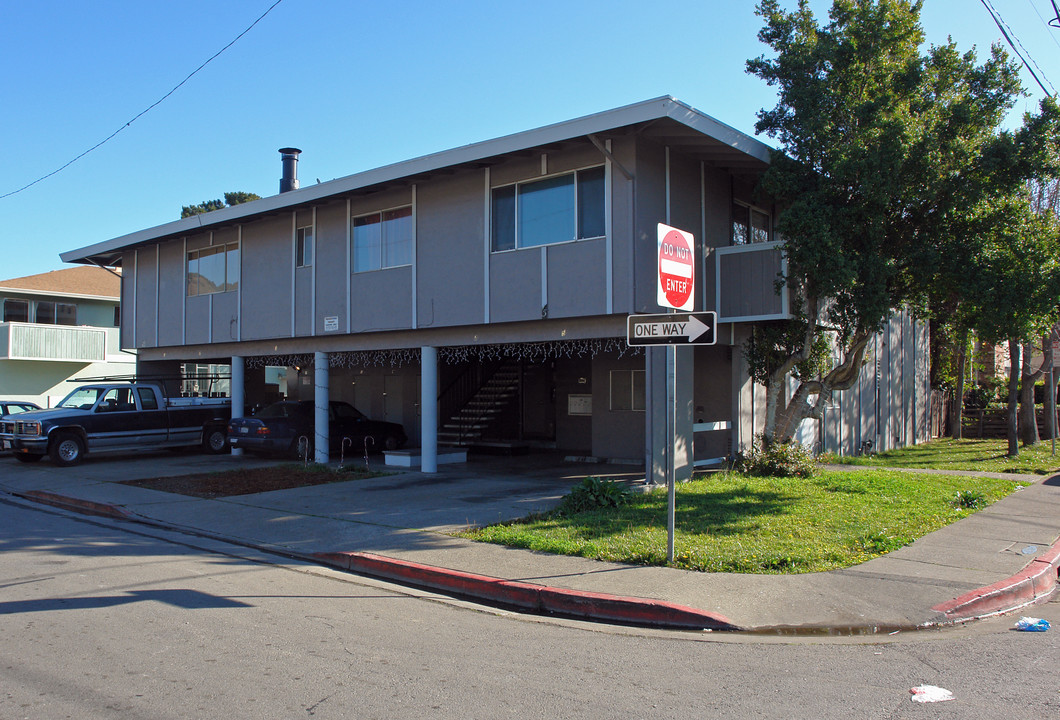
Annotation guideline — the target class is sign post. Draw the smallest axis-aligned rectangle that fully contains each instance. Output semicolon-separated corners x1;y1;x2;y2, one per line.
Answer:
649;223;699;563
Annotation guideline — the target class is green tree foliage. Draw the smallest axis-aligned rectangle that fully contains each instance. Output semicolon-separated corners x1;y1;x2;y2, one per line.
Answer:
181;191;262;219
745;0;1060;445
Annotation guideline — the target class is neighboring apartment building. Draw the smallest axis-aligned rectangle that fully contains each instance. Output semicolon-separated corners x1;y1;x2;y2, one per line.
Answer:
61;97;930;475
0;266;135;407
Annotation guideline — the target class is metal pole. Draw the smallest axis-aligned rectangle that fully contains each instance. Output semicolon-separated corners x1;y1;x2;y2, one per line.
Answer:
667;343;676;563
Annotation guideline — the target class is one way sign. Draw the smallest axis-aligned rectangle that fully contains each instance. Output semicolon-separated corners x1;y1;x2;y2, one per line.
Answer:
626;311;717;347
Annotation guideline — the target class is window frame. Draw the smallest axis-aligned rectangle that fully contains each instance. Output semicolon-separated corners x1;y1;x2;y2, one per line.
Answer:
609;369;646;412
187;242;240;297
491;164;606;252
295;225;314;268
2;299;29;323
35;301;77;325
731;200;771;246
352;204;414;273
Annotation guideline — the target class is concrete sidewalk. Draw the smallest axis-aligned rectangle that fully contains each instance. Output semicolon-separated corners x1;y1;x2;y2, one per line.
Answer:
2;451;1058;632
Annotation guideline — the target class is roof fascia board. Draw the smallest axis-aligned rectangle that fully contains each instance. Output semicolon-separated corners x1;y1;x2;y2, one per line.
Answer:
0;286;119;301
62;96;773;264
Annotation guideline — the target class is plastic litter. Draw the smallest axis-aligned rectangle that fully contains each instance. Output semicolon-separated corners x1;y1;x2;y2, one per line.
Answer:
910;685;954;703
1015;616;1050;632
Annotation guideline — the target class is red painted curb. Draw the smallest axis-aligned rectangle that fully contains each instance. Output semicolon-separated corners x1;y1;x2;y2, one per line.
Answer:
18;490;132;520
314;551;739;630
932;537;1060;621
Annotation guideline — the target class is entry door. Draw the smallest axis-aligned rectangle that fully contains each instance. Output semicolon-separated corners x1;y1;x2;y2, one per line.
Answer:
383;376;401;424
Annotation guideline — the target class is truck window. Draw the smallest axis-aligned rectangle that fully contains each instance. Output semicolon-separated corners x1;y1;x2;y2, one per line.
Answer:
58;387;104;410
137;388;159;411
98;388;135;413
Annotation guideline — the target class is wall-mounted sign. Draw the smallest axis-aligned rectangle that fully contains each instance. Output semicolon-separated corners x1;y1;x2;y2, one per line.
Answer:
324;316;339;332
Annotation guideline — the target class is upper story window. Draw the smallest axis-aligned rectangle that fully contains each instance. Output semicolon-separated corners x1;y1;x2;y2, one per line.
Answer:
3;299;28;323
492;166;605;252
296;226;314;268
732;201;771;245
36;301;77;325
353;206;413;272
187;243;239;296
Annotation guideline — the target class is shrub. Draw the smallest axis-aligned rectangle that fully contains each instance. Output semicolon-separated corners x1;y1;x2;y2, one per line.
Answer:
952;489;987;510
735;435;817;478
559;476;634;514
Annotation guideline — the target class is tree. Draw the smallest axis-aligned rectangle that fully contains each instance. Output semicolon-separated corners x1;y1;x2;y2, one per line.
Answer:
181;191;261;219
745;0;1060;445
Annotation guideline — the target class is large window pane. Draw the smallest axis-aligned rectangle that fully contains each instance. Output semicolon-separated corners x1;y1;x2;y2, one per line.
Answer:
519;174;575;248
197;246;225;294
187;252;200;296
383;207;413;267
491;185;516;251
353;213;382;272
225;244;240;292
577;166;605;239
56;303;77;325
732;203;750;245
36;301;56;324
296;227;313;268
4;299;28;322
751;209;770;243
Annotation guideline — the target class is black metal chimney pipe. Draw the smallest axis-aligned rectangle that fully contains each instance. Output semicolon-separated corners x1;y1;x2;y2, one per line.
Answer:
279;147;301;193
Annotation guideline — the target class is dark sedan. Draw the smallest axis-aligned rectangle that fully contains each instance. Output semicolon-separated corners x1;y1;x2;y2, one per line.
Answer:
0;401;41;453
227;400;407;458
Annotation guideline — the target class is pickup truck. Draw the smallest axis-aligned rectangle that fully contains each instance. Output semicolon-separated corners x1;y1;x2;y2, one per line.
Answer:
0;381;231;466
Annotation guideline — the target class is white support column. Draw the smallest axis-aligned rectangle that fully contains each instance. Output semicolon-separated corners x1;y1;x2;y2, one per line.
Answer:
314;351;329;464
230;355;245;457
421;346;438;473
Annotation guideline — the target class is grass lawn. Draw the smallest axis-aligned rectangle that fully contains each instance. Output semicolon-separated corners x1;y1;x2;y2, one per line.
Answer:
459;467;1025;574
823;437;1060;475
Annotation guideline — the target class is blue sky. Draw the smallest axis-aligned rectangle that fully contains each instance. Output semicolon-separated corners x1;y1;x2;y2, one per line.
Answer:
1;0;1058;280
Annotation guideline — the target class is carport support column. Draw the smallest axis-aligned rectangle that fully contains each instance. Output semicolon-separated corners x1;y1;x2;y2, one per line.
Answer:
315;352;329;464
421;346;438;473
230;356;244;456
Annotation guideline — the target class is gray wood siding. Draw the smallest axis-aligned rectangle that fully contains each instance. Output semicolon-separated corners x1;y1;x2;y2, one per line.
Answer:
157;240;184;346
490;248;542;324
700;166;730;313
314;201;348;335
294;266;313;336
610;136;636;315
717;245;785;319
134;247;158;349
416;172;485;328
634;141;667;312
212;291;238;344
547;238;606;319
350;266;413;332
240;216;293;340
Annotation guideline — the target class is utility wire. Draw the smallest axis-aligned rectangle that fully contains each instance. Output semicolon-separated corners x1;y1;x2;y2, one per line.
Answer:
0;0;286;201
981;0;1055;97
1028;0;1060;51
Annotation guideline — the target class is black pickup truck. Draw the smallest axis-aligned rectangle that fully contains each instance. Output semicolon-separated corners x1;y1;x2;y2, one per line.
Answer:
0;381;231;466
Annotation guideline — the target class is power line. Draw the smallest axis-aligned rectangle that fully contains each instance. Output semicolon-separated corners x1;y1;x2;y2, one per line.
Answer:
981;0;1055;97
0;0;286;201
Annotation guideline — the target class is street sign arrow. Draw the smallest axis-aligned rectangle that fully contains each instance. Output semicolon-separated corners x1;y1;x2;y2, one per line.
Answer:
626;311;717;346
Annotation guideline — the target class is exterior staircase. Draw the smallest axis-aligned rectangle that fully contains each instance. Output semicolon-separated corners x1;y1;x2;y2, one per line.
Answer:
437;363;520;447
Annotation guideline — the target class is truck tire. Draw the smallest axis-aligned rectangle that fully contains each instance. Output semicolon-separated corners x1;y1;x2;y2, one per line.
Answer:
202;426;228;454
14;452;44;463
51;432;85;467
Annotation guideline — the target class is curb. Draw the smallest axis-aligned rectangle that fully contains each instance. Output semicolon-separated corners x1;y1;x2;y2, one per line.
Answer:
313;551;740;631
931;539;1060;621
15;490;133;520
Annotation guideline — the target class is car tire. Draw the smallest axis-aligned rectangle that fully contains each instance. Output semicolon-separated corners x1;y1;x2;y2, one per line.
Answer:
51;432;85;467
202;426;228;454
14;452;44;463
382;434;401;452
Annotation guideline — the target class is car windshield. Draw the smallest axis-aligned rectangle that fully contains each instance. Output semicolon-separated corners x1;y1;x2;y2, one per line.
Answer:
57;387;104;410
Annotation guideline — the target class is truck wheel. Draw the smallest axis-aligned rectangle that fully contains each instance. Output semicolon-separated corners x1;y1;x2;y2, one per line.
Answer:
14;453;44;463
51;433;85;467
202;426;228;454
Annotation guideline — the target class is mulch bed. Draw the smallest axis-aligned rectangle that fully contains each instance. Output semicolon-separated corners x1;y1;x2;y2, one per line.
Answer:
120;465;377;499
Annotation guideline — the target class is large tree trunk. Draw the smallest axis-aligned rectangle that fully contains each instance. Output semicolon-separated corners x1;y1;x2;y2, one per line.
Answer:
1006;338;1020;457
950;330;967;440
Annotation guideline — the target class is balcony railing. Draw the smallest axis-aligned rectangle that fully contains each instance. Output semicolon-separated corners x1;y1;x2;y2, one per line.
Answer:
0;322;107;362
714;240;789;322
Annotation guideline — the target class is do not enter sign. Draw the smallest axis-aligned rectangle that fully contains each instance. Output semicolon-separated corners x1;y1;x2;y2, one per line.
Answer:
657;223;695;311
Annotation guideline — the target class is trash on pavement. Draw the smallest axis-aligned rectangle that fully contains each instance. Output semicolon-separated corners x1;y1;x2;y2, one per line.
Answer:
910;685;954;703
1015;616;1050;632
